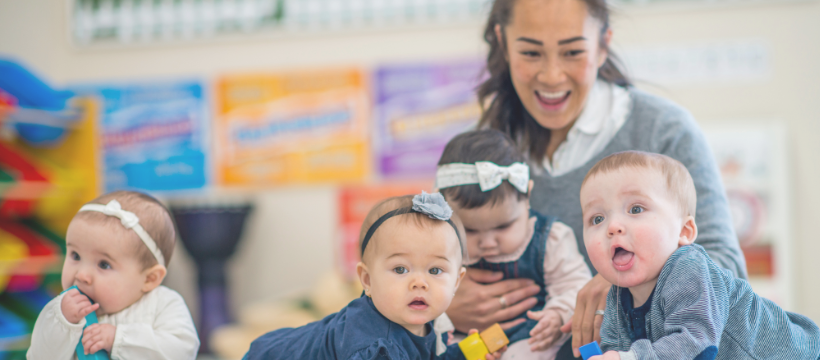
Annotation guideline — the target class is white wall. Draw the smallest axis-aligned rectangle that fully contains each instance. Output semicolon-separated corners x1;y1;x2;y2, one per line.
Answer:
1;0;818;325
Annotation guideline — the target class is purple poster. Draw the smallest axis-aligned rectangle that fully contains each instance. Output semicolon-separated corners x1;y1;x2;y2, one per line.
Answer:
374;59;486;179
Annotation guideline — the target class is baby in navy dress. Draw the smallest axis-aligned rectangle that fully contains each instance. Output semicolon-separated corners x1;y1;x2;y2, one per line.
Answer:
244;192;506;360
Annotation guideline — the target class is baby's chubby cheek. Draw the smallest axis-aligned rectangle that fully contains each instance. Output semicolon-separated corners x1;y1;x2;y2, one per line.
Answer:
585;237;611;272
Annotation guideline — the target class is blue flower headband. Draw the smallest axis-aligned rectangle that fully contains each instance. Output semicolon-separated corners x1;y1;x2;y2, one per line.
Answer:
360;191;462;257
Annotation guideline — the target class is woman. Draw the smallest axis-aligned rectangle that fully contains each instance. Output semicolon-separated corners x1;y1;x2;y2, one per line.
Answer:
444;0;747;358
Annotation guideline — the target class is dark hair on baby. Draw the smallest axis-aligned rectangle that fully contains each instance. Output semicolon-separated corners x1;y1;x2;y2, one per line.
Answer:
438;129;528;209
358;195;466;263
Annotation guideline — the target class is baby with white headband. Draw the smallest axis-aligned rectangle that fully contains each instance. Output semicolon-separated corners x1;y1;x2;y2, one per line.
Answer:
435;129;591;360
27;191;199;360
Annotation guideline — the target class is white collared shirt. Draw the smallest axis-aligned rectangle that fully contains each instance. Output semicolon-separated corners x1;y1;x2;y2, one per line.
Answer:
543;80;632;176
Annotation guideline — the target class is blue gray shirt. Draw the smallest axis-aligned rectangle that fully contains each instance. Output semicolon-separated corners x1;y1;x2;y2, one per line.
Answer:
599;244;820;359
530;88;747;279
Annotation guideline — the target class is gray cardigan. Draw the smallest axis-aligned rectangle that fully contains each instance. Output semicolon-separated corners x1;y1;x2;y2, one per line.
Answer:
530;89;748;279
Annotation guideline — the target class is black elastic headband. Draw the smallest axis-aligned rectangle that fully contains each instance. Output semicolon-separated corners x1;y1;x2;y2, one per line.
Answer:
360;206;462;257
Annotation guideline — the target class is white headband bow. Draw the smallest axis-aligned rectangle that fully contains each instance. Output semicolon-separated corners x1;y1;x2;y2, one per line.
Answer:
79;200;165;267
436;161;530;193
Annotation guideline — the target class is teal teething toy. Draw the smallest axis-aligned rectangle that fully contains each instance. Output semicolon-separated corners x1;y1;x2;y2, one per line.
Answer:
63;285;110;360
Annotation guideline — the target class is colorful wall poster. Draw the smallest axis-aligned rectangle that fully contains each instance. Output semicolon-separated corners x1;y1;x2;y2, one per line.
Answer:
374;59;485;179
215;68;369;186
337;183;432;278
703;122;792;309
74;81;208;192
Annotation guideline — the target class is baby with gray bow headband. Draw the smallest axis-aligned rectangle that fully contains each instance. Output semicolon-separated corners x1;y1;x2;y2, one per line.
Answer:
434;129;592;359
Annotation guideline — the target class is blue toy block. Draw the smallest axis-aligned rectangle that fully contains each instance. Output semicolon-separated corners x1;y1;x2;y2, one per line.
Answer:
579;341;603;360
63;285;110;360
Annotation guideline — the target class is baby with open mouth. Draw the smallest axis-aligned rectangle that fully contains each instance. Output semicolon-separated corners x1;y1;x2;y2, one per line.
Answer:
580;151;820;359
245;192;506;360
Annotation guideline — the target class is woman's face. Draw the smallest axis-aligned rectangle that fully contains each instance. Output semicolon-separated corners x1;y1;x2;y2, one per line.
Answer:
499;0;610;131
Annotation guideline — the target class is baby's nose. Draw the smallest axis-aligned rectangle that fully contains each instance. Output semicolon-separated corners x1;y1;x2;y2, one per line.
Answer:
607;221;626;236
478;233;497;248
410;276;428;290
75;269;93;284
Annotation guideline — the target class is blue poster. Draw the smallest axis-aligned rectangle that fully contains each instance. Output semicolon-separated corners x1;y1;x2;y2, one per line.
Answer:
76;81;208;192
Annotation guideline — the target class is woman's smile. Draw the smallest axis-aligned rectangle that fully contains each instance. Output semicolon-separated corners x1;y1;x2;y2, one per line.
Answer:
535;89;572;111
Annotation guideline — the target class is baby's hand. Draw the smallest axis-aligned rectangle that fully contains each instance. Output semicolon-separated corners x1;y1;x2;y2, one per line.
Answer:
589;350;621;360
466;329;507;360
446;330;457;346
82;323;116;355
61;288;99;324
527;309;563;351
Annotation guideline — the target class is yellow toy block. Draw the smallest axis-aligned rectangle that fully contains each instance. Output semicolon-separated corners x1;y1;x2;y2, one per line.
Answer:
480;323;510;353
458;323;511;360
458;332;489;360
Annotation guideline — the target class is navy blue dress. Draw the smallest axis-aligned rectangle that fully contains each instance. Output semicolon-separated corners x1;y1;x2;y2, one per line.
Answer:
468;210;556;344
244;295;465;360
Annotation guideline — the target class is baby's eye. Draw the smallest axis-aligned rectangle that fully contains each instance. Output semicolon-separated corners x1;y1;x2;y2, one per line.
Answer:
429;268;443;275
98;261;111;270
71;251;80;261
393;266;407;275
630;206;644;214
592;215;604;225
495;223;511;231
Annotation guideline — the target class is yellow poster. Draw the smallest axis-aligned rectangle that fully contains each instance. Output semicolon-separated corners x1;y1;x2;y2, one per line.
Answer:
215;68;370;185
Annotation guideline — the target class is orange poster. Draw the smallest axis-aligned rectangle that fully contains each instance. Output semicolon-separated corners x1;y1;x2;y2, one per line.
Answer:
215;68;370;186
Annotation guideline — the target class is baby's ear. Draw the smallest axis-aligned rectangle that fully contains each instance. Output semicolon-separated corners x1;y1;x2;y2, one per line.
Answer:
356;262;372;297
454;266;467;291
678;215;698;247
141;264;167;293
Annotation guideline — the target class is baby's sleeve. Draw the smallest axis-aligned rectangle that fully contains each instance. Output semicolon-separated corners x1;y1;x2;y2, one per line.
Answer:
542;221;592;325
26;292;86;360
109;289;199;360
617;248;730;360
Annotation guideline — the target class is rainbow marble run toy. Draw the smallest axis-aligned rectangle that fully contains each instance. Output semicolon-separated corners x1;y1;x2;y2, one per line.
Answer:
0;59;81;147
0;58;99;357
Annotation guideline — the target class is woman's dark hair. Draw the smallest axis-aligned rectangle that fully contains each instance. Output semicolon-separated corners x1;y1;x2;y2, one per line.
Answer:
477;0;631;164
438;129;528;209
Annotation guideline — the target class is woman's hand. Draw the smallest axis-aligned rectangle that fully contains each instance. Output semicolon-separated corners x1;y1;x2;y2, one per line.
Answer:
559;274;611;357
447;268;541;332
526;309;563;351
